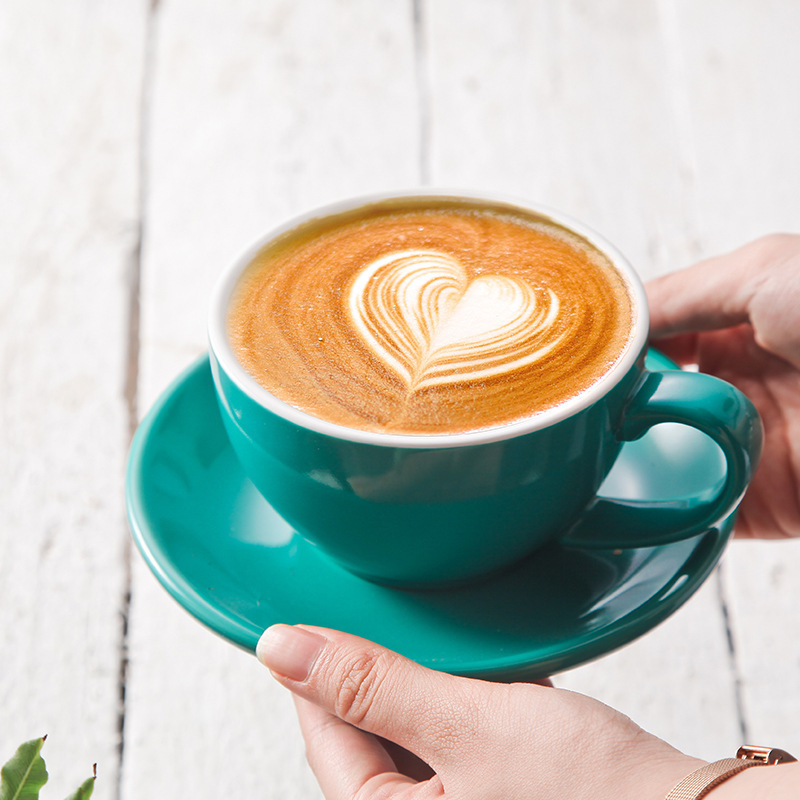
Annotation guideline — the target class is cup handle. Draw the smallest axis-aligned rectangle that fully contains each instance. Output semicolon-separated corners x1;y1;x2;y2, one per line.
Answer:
562;369;763;548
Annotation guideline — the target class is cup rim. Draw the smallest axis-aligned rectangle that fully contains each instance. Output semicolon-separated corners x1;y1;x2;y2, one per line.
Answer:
208;188;650;449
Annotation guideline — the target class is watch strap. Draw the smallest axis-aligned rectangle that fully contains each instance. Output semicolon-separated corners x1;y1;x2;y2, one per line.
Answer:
665;746;797;800
664;758;755;800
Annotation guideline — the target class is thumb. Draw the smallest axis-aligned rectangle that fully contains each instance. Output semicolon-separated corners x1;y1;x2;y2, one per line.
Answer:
256;624;473;765
647;234;800;368
645;246;758;339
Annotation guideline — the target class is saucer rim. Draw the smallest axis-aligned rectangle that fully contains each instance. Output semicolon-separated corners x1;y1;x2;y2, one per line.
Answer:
126;352;733;679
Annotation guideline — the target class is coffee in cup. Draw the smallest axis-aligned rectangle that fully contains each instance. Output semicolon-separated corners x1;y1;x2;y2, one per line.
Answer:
227;198;634;435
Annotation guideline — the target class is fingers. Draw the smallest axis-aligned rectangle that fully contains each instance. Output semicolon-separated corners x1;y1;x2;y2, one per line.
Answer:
293;696;426;800
257;624;475;767
646;249;754;338
648;234;800;368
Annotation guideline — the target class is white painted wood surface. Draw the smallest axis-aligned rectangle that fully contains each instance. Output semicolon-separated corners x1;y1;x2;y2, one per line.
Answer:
0;0;145;796
2;1;799;798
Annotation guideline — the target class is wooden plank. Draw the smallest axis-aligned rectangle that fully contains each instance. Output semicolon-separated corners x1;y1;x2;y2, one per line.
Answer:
424;0;740;759
723;542;800;753
0;1;146;797
667;0;800;250
423;0;700;276
670;0;800;756
121;1;419;797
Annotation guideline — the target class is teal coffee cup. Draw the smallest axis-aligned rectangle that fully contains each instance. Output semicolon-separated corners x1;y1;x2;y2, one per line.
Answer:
208;191;762;587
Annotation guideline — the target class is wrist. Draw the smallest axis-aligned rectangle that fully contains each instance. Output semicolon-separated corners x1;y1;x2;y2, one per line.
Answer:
663;746;798;800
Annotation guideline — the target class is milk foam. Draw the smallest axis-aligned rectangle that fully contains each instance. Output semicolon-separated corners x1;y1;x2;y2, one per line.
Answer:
349;250;565;390
227;201;634;435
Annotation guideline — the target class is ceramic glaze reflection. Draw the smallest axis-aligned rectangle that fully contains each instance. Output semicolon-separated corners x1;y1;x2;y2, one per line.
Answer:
349;250;564;391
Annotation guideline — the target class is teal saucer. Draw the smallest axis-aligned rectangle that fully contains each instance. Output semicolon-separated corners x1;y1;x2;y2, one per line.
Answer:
126;351;733;681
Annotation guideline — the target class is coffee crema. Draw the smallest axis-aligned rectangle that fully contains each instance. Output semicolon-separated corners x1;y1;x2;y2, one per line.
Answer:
227;199;634;435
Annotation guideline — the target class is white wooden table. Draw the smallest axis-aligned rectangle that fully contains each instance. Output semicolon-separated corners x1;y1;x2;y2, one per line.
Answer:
3;2;800;797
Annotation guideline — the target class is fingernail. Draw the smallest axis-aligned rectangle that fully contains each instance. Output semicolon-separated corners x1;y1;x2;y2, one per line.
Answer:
256;625;326;682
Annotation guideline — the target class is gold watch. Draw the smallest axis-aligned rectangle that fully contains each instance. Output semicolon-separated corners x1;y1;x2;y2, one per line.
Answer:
665;745;797;800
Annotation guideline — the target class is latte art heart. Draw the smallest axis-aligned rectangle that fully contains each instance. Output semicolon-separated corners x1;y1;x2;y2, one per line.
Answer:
349;250;565;391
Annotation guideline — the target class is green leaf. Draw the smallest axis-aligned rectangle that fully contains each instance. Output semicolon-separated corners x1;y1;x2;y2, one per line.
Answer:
0;737;49;800
62;766;95;800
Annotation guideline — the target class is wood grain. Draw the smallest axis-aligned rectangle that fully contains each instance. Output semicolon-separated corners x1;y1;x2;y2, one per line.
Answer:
0;1;146;797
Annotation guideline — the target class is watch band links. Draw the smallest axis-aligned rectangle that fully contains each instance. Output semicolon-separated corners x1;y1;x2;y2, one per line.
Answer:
665;758;752;800
665;745;797;800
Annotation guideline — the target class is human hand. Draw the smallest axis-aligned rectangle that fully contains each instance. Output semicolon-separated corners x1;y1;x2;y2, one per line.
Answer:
256;624;703;800
647;234;800;540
